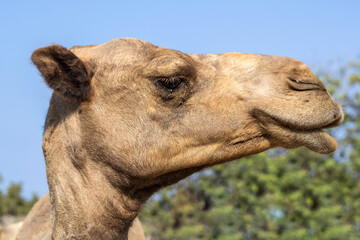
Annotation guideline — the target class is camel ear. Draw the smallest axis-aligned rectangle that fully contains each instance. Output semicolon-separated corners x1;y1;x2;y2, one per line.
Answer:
31;45;92;100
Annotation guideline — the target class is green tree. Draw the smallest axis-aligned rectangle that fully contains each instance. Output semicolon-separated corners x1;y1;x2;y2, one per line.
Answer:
0;177;39;216
139;60;360;240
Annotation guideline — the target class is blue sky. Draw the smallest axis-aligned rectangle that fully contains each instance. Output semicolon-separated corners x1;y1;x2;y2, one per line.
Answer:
0;0;359;199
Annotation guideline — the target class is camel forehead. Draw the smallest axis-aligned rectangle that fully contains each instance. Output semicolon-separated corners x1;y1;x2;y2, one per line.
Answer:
70;38;197;67
70;38;159;64
96;38;156;55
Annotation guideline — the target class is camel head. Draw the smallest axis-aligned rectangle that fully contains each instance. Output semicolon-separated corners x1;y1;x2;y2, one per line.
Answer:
31;38;343;237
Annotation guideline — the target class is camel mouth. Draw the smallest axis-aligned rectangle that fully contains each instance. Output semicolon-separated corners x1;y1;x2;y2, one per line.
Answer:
253;109;343;154
229;132;264;145
261;107;343;132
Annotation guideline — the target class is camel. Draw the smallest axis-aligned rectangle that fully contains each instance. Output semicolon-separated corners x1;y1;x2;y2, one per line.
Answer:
16;38;343;240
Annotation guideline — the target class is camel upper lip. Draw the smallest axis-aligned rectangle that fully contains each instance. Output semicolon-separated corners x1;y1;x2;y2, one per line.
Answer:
254;108;344;133
320;114;344;129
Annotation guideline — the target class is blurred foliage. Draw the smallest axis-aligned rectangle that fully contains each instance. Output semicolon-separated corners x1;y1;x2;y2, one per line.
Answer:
139;60;360;240
0;178;38;216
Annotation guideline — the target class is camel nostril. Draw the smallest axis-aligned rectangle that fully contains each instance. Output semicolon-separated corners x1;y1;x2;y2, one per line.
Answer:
286;77;326;91
333;114;337;119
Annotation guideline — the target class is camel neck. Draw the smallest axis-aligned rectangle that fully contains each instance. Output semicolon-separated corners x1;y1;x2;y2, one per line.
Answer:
46;155;139;240
42;100;139;240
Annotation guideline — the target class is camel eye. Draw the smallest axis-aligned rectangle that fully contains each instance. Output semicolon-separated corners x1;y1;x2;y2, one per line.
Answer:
158;76;184;90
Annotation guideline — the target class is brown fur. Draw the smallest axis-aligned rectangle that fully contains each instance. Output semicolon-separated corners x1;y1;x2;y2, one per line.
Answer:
19;38;343;239
31;45;93;100
16;194;145;240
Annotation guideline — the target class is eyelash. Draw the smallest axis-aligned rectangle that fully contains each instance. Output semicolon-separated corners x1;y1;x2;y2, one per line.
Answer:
157;76;184;90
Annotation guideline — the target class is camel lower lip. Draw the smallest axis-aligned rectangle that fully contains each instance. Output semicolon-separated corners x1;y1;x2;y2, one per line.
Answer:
301;130;338;154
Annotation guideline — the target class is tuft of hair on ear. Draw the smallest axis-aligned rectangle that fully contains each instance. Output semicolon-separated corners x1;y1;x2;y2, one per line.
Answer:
31;44;93;100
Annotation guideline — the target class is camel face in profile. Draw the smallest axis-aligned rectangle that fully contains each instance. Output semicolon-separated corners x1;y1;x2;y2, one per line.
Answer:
27;38;342;239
